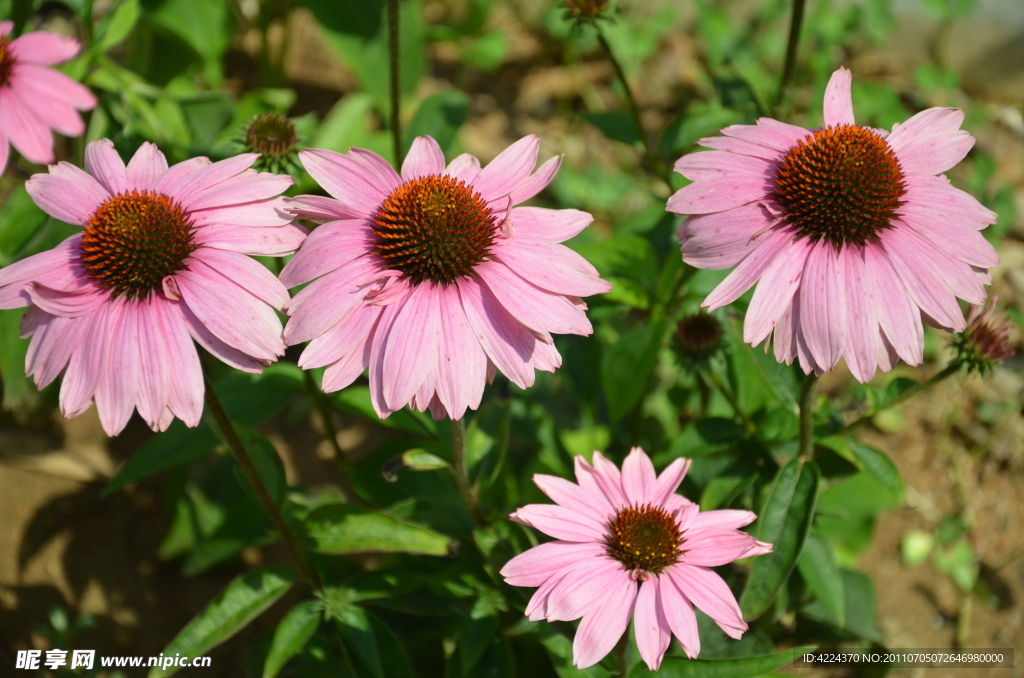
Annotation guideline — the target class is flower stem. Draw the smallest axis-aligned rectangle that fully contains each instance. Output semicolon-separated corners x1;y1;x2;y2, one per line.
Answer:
614;632;628;676
798;372;819;462
450;418;486;527
835;363;960;437
302;371;364;505
203;375;320;588
700;365;756;436
595;27;672;187
387;0;402;166
776;0;807;110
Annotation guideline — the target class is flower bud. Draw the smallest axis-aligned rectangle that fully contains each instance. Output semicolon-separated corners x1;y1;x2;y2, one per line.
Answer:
676;311;723;363
241;113;300;175
951;295;1015;375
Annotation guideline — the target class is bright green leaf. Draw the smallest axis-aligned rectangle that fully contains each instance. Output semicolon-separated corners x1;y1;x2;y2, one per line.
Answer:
96;0;139;51
797;532;845;627
303;504;453;555
334;605;383;678
740;459;819;619
263;600;322;678
149;567;296;678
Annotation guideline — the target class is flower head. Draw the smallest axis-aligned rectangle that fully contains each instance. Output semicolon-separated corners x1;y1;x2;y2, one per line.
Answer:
0;139;307;435
676;311;724;363
951;295;1015;374
563;0;612;24
667;67;1000;383
241;112;300;175
501;448;772;670
283;135;610;421
0;21;97;174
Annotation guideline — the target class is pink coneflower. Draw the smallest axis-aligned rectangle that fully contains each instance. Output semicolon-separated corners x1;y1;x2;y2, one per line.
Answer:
667;67;1000;383
283;135;610;420
0;139;306;435
501;448;772;670
0;21;96;174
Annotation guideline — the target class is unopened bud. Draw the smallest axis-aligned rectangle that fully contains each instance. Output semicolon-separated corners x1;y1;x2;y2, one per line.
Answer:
676;311;723;362
241;113;300;175
951;295;1015;375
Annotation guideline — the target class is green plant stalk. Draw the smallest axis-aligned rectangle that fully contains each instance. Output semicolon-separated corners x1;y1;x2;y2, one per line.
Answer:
798;372;819;462
387;0;402;165
699;365;756;436
776;0;807;110
614;632;628;676
450;418;487;526
82;0;95;46
204;375;320;588
835;363;960;436
594;27;672;187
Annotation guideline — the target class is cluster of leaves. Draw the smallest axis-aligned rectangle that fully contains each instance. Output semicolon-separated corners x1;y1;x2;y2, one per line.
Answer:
0;0;1015;676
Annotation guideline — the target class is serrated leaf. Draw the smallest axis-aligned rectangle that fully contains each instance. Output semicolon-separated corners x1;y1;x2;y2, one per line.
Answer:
629;647;816;678
797;532;845;627
740;459;819;619
149;567;296;678
303;504;452;555
263;600;321;678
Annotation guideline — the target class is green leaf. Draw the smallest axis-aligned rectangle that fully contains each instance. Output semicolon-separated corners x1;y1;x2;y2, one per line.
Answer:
332;385;436;437
103;421;218;496
149;567;296;678
0;184;50;264
659;103;745;153
402;89;470;156
850;444;903;500
802;570;882;642
579;111;642;146
0;307;32;410
310;92;376;152
630;647;816;678
96;0;139;51
232;427;288;509
148;0;235;86
797;532;845;627
601;319;669;422
303;504;453;555
740;459;819;619
334;605;383;678
263;600;321;678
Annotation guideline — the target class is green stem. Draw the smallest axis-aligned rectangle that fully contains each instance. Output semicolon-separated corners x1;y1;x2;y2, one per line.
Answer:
82;0;95;46
450;418;486;527
595;27;672;187
614;632;628;676
387;0;402;166
835;363;960;437
798;372;819;462
775;0;807;111
204;374;320;588
302;371;363;505
700;365;755;436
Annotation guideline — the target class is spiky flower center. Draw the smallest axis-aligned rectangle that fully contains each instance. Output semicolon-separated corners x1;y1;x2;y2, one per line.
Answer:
0;36;14;87
677;311;723;360
81;190;198;299
604;504;683;576
245;113;297;158
372;174;497;286
773;124;906;249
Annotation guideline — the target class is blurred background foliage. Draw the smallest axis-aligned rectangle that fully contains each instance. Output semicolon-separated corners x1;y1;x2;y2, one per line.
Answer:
0;0;1022;676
